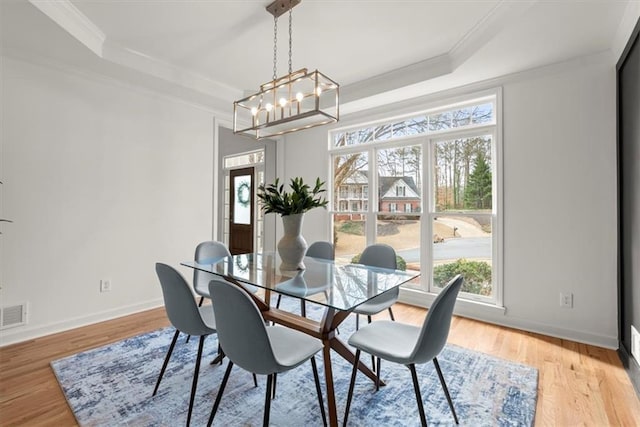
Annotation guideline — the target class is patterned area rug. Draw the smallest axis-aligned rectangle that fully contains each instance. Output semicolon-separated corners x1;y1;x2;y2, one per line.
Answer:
51;300;537;426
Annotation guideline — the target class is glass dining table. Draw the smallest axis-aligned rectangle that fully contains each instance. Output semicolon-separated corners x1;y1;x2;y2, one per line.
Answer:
181;251;420;426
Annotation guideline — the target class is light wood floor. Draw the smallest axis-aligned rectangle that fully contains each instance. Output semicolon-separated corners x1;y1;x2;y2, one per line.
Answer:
1;303;639;426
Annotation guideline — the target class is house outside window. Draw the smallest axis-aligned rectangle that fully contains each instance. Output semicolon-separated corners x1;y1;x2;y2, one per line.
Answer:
330;92;501;306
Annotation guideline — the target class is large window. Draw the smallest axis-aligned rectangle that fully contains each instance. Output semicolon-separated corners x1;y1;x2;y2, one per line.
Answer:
330;93;500;305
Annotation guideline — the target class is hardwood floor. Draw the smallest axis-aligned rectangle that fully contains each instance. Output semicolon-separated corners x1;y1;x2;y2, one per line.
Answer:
1;303;639;426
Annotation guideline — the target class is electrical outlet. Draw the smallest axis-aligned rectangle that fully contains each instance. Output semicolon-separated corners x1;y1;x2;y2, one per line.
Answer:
560;292;573;308
100;279;112;293
631;325;640;365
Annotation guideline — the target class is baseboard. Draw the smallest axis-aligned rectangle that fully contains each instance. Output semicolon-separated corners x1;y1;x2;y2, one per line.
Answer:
0;298;164;347
619;344;640;396
399;287;618;349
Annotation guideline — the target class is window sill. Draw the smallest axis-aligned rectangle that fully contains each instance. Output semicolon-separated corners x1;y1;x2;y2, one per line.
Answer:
399;287;506;317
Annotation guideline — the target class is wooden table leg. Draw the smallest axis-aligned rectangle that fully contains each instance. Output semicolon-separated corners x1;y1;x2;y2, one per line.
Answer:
322;341;339;427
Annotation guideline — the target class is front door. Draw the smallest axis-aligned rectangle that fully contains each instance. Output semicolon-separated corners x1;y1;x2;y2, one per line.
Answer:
229;167;254;255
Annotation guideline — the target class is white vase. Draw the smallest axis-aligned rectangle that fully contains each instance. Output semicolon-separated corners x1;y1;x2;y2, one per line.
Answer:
278;213;308;270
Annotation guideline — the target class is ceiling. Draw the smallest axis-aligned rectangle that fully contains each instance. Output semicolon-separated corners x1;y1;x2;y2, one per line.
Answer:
0;0;631;119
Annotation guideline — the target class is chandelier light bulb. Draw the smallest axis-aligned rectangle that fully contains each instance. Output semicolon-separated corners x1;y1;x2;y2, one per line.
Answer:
316;86;322;96
296;92;304;102
251;107;258;116
266;103;273;112
279;97;287;107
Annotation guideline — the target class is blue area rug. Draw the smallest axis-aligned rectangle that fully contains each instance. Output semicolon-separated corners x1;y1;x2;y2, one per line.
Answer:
51;300;537;426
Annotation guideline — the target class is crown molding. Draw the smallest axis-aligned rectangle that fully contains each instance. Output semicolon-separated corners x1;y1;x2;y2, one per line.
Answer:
26;0;241;115
28;0;105;56
341;0;536;111
449;0;537;69
102;40;241;104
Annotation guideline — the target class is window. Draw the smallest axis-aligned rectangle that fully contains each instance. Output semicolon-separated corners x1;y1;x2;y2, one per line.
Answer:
330;93;500;305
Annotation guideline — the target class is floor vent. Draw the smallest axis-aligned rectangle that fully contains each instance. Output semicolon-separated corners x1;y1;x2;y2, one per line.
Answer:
0;303;27;330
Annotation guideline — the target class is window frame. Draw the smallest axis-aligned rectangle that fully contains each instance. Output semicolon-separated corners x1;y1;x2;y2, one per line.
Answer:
328;89;502;307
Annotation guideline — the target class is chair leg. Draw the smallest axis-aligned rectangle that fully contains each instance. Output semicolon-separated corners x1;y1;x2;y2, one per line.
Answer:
276;294;282;308
388;306;395;321
272;373;277;399
207;361;234;427
300;300;306;317
264;374;274;427
186;335;206;426
408;364;428;427
433;357;459;424
210;344;225;365
355;314;359;330
310;356;327;426
153;329;180;396
343;349;361;427
367;316;375;372
376;357;381;392
253;373;258;387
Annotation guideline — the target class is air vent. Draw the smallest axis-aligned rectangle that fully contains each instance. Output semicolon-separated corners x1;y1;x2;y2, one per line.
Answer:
0;303;27;330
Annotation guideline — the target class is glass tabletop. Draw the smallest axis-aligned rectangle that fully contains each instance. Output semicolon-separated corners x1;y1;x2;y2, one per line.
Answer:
181;252;420;312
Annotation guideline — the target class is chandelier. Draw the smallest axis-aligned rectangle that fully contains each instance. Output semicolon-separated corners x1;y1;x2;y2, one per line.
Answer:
233;0;339;139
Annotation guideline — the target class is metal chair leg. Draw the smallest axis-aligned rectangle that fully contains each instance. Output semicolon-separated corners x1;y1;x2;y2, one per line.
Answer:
253;373;258;387
367;316;375;371
186;335;206;426
210;344;225;365
264;374;273;427
276;294;282;308
388;306;395;321
300;300;306;317
207;361;234;427
376;357;381;391
343;349;361;427
310;356;327;426
408;364;428;427
272;373;277;399
153;329;180;396
433;357;459;424
355;314;359;330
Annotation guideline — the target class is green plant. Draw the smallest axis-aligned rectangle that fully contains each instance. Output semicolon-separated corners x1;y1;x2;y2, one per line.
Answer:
257;177;328;216
351;253;407;271
433;259;492;296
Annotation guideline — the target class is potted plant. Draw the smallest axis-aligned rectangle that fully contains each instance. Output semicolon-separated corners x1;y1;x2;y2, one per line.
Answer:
257;177;328;270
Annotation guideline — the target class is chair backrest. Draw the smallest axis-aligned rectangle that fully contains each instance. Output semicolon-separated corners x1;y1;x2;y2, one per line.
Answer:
208;279;278;375
306;241;335;260
155;263;214;337
411;274;463;364
193;241;231;294
359;243;397;270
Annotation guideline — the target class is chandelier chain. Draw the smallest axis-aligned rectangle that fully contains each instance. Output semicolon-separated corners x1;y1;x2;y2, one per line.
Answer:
288;9;293;74
272;14;278;80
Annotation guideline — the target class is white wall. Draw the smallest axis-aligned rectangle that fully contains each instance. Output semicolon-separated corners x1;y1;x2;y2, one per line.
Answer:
0;57;215;346
282;52;618;348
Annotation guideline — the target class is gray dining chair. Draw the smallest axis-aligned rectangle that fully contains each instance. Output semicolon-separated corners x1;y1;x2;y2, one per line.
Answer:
343;274;464;427
193;241;232;307
352;243;399;330
275;241;335;316
154;262;219;427
206;279;327;427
